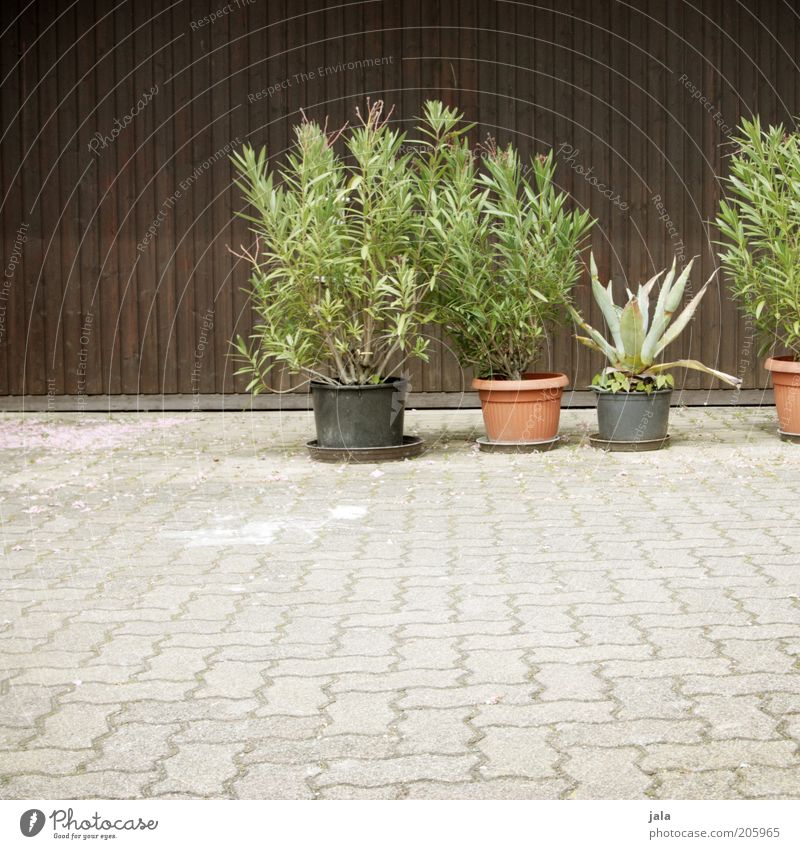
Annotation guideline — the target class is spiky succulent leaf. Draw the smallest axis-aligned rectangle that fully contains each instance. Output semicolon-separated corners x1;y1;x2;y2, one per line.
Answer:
640;258;693;362
591;276;624;351
636;269;663;336
663;258;696;314
574;335;610;356
644;359;741;386
589;252;600;284
574;256;743;391
640;269;664;299
618;298;645;363
653;270;717;357
568;306;620;362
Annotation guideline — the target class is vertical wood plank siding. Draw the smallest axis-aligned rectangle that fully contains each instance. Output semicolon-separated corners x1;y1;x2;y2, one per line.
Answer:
1;0;798;397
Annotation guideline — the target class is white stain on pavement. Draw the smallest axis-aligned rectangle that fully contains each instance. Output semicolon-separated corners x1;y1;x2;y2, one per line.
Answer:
161;505;369;548
329;505;368;520
163;521;281;547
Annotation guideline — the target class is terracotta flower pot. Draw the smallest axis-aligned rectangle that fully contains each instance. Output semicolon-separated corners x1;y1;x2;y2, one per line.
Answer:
765;356;800;435
472;372;569;442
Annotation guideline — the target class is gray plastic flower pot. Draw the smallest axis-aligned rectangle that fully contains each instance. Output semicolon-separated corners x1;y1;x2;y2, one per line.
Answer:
310;377;407;449
594;388;672;442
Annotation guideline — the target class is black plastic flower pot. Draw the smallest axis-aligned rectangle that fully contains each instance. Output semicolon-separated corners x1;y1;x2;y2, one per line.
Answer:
594;388;672;442
310;377;407;449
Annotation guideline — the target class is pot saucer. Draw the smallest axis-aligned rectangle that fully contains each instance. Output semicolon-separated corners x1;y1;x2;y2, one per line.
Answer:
778;429;800;444
589;433;670;452
476;436;561;453
306;435;424;463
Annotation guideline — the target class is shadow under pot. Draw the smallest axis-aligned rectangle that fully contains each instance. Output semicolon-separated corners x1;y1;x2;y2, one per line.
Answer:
472;373;569;443
310;377;407;449
765;356;800;438
594;388;672;442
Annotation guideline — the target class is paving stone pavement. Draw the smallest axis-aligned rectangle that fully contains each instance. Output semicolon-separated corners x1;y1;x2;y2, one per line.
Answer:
1;406;799;800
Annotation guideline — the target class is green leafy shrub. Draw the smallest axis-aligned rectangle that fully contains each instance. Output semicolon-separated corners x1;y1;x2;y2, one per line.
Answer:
716;117;800;358
418;102;593;381
230;101;436;389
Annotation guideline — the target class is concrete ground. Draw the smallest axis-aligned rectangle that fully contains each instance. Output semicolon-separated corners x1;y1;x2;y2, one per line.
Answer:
0;407;798;800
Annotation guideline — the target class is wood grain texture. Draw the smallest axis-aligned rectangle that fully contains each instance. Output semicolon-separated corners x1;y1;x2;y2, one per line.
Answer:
1;0;797;398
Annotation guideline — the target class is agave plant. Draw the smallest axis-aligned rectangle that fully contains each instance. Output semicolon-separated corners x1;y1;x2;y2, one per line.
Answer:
569;254;741;392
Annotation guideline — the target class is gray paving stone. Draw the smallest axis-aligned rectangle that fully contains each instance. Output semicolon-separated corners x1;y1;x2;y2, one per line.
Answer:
556;719;705;748
232;762;318;799
317;783;403;799
641;740;799;772
149;743;242;797
474;699;616;728
396;708;474;755
611;678;693;721
2;408;799;799
0;748;89;775
86;722;180;772
691;695;779;740
564;746;651;798
258;677;331;717
316;754;479;787
653;770;743;800
738;766;800;798
403;777;570;799
477;726;558;779
325;692;395;736
0;771;157;800
241;735;395;765
29;703;117;749
534;664;607;701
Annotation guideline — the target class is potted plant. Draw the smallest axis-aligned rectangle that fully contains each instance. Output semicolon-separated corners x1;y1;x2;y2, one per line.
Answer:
230;102;436;452
569;255;741;449
716;117;800;439
419;102;593;445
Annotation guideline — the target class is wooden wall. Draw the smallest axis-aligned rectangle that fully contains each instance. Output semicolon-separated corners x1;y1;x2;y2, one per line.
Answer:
1;0;798;400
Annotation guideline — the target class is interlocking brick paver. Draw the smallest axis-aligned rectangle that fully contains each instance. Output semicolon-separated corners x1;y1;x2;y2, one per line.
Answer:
2;771;158;799
564;747;651;798
610;678;693;720
683;673;800;697
397;684;535;709
556;718;705;747
324;692;395;736
197;662;269;700
534;664;607;701
463;649;530;684
738;766;800;798
397;708;474;755
691;694;779;740
403;777;571;799
86;723;180;772
149;743;242;796
641;740;798;772
477;726;558;779
232;763;317;799
653;770;743;800
474;699;616;728
119;697;261;724
29;702;117;749
316;754;479;787
2;408;799;800
721;639;797;674
257;677;331;717
0;748;89;775
317;784;403;799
